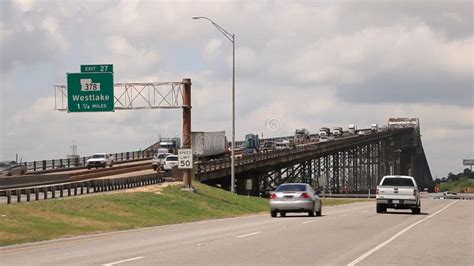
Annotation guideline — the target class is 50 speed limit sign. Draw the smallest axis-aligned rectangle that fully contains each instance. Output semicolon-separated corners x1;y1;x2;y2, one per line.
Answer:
178;149;193;169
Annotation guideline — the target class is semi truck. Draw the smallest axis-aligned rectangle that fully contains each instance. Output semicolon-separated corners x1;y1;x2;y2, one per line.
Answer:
371;123;379;132
388;118;419;131
244;134;260;155
295;128;310;139
158;138;181;154
332;127;343;136
191;131;227;159
348;124;357;134
319;127;330;137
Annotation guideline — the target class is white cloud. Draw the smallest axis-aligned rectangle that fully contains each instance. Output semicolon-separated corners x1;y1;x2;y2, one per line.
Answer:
13;0;35;12
203;38;222;57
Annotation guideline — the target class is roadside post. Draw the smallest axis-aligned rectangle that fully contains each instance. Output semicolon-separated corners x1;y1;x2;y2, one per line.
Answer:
246;179;252;198
182;79;193;189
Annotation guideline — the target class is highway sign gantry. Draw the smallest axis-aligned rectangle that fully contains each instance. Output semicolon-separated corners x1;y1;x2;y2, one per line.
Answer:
67;72;114;112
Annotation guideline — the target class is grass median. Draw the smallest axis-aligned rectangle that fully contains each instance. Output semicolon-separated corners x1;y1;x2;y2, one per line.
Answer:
0;182;370;246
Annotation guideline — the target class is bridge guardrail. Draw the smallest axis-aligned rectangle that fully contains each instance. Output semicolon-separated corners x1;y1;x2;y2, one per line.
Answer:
0;173;163;204
195;129;411;176
22;150;154;172
432;194;473;200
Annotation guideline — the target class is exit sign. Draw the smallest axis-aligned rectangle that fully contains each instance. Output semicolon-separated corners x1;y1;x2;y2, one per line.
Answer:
67;72;114;112
81;64;113;73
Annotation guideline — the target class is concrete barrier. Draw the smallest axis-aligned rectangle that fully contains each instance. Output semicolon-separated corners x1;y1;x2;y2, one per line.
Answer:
0;174;71;190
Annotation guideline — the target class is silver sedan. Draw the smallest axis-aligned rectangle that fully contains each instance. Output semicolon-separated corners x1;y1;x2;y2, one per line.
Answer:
270;183;322;218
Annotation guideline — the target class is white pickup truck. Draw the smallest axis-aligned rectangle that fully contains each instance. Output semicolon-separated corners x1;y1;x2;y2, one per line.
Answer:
86;153;114;169
376;175;421;214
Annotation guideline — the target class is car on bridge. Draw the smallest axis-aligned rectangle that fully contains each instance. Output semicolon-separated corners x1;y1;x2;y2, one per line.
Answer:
274;140;291;150
0;161;27;176
86;153;114;169
270;183;322;218
319;135;329;142
261;141;275;151
162;155;178;171
152;152;170;171
332;127;343;136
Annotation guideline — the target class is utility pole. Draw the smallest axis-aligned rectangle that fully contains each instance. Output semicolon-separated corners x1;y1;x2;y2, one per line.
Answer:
182;78;192;188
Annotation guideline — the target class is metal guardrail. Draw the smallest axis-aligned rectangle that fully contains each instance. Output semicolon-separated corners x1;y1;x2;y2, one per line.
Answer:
0;173;162;204
320;194;375;199
431;194;474;200
22;150;154;172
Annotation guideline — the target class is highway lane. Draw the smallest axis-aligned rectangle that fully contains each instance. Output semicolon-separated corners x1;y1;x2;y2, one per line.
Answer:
0;199;471;265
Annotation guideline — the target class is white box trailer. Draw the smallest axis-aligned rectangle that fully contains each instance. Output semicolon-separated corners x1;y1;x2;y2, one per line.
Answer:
191;131;227;158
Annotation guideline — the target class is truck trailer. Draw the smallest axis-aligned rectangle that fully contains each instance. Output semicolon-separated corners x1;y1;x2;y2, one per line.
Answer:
191;131;227;159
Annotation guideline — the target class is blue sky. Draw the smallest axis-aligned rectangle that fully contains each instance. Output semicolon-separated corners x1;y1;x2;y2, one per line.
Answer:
0;0;473;178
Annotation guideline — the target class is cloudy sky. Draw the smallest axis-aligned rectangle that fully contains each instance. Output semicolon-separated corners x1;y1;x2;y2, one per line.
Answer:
0;0;472;178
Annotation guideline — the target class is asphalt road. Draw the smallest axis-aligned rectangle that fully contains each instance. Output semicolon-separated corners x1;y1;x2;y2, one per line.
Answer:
1;199;472;265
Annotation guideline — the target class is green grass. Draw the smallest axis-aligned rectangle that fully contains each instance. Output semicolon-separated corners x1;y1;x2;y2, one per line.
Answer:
439;177;474;193
0;182;369;246
322;198;372;206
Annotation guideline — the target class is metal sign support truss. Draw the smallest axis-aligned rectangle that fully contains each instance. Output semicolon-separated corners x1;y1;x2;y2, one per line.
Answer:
54;82;185;111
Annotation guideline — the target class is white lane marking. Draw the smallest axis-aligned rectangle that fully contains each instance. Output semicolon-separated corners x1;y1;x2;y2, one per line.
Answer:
103;256;144;266
196;243;205;246
347;200;458;266
340;214;348;217
362;210;369;213
302;220;314;224
236;231;261;238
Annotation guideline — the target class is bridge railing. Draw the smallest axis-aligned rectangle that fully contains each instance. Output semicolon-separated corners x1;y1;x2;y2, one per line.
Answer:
22;150;154;172
195;129;412;175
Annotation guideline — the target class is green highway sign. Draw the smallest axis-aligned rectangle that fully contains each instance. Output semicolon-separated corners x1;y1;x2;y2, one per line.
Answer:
81;64;113;73
67;72;114;112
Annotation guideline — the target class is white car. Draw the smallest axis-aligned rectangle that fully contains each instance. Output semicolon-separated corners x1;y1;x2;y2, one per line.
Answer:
152;153;170;171
162;155;178;171
86;153;114;169
274;140;290;150
319;136;329;142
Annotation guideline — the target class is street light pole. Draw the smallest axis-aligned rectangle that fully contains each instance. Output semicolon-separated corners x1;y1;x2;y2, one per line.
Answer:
193;16;236;193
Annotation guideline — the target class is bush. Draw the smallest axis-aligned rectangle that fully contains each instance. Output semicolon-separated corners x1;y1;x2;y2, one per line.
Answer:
439;176;474;193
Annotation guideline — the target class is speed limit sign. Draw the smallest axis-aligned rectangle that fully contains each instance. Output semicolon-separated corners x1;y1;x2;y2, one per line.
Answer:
178;149;193;169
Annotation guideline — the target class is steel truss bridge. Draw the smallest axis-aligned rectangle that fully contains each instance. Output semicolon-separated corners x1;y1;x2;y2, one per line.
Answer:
195;128;433;195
